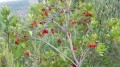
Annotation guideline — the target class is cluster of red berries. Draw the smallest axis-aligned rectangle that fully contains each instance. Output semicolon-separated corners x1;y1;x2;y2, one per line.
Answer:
81;19;91;25
83;12;92;17
30;6;53;27
38;28;55;37
14;38;20;44
14;33;30;56
23;34;28;41
88;43;96;48
41;6;53;17
31;20;37;27
14;33;28;45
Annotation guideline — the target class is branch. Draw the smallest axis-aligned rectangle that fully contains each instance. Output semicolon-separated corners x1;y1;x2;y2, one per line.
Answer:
65;0;79;66
53;21;66;32
79;49;89;65
67;32;79;66
37;38;77;66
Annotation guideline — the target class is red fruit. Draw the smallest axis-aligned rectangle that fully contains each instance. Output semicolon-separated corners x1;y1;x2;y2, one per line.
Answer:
71;20;77;24
38;33;43;37
72;64;76;67
31;20;37;27
42;29;48;34
88;43;96;48
15;41;19;44
14;33;18;37
60;9;64;14
24;51;30;56
44;11;48;16
14;38;20;44
39;21;45;25
49;6;52;11
85;13;92;17
42;8;46;12
51;29;55;34
57;38;62;44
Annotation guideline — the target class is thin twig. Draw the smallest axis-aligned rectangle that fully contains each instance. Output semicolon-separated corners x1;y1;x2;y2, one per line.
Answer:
79;49;89;65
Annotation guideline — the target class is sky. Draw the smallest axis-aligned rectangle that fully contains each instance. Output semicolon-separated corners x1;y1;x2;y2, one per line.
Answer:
0;0;19;2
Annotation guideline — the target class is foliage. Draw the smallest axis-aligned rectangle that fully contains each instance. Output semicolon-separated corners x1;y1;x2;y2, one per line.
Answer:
0;0;120;67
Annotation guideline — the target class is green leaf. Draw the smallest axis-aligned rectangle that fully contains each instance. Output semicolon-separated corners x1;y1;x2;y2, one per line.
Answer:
60;54;66;61
9;15;19;26
1;7;10;17
96;43;107;54
113;36;120;43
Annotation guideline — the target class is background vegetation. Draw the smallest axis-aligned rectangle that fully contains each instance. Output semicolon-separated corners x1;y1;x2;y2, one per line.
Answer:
0;0;120;67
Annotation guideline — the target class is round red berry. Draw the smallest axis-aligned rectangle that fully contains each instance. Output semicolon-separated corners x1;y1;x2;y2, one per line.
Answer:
71;20;77;24
51;29;55;34
57;38;62;44
24;51;31;56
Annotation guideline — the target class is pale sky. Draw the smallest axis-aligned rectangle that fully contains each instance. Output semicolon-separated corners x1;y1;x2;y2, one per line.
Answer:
0;0;19;2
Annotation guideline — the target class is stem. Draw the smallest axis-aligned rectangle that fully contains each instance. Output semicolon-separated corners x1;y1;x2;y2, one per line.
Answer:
53;21;66;32
79;49;89;66
6;31;10;51
65;0;79;66
39;38;77;66
67;32;79;66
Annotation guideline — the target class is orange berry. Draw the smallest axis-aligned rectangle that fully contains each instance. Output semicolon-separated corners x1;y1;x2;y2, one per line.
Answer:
24;51;31;56
38;33;43;37
88;43;96;48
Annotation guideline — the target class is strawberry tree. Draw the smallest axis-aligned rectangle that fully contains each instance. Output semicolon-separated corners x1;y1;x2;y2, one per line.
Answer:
26;0;107;67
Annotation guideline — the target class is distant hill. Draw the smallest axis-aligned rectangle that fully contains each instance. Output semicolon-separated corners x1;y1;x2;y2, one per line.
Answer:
0;0;38;17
